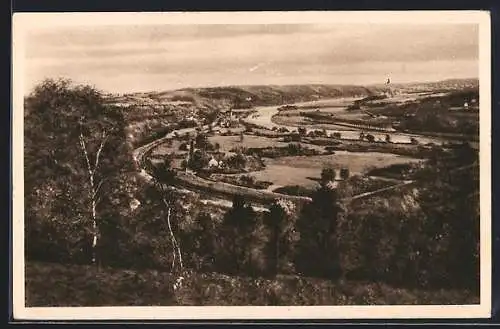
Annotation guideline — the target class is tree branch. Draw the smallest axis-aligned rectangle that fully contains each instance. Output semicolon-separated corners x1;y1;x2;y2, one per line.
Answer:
95;195;102;207
79;133;93;182
94;130;109;172
93;178;106;199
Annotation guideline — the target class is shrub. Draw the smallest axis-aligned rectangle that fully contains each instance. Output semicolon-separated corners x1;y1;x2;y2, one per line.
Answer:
320;167;336;183
365;134;375;143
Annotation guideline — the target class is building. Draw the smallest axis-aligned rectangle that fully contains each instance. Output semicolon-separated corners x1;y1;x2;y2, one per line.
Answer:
208;158;219;168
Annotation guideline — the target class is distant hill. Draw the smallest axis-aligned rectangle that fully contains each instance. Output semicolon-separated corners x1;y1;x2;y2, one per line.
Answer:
110;84;386;111
371;78;479;92
105;78;479;116
182;84;383;107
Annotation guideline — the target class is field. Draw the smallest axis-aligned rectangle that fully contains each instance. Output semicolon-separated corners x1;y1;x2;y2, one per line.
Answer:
267;152;420;173
251;152;420;189
251;165;321;189
292;97;362;108
329;111;374;121
272;114;356;131
279;107;347;115
208;134;327;153
208;135;286;152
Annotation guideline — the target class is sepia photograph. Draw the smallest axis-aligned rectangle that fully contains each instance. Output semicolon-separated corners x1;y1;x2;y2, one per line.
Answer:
12;11;491;320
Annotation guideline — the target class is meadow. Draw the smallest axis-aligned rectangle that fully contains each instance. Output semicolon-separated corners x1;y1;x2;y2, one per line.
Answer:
249;152;419;189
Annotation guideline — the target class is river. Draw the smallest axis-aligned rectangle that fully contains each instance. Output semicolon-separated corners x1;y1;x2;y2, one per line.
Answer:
244;98;447;145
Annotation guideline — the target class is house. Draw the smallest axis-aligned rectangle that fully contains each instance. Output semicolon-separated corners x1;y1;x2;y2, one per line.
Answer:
208;158;219;168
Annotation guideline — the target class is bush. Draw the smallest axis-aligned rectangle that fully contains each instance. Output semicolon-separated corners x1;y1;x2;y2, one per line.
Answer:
226;153;247;170
284;133;301;142
365;134;376;143
321;167;336;183
241;145;319;158
278;127;290;133
188;150;210;171
177;119;198;129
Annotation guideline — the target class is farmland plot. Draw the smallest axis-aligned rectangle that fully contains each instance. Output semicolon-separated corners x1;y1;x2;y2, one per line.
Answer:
252;152;420;188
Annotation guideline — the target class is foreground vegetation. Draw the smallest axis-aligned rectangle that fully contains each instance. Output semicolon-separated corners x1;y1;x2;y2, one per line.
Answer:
24;79;480;306
26;261;479;306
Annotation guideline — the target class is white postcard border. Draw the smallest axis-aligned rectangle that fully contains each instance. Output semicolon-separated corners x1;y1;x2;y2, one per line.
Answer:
12;10;492;320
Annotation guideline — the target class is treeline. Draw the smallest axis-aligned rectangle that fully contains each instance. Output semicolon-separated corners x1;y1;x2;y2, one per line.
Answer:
347;94;388;110
368;90;480;136
233;143;321;158
189;85;378;108
398;102;479;135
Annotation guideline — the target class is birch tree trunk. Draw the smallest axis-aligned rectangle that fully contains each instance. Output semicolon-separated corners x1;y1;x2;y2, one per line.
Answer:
79;130;108;265
161;192;183;272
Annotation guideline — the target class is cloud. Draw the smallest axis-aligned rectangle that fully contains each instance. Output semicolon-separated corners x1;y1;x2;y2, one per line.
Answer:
24;23;479;93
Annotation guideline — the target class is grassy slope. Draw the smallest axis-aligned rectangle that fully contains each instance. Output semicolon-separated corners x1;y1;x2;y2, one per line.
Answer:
26;261;479;307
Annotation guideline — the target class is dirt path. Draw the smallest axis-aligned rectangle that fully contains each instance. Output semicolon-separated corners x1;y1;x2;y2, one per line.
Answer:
346;180;416;203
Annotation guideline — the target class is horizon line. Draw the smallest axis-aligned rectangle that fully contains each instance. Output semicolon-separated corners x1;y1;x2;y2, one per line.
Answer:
118;76;479;95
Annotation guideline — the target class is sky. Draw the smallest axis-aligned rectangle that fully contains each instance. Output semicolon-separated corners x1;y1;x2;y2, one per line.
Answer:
24;23;479;94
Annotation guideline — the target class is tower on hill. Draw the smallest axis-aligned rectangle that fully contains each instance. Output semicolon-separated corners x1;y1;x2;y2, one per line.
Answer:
385;76;394;97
